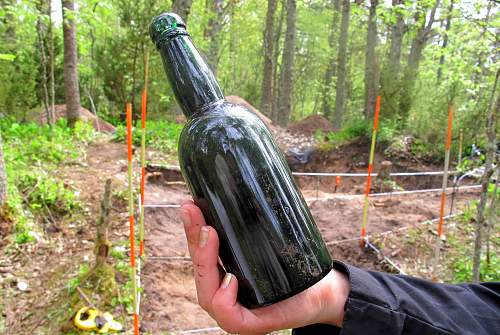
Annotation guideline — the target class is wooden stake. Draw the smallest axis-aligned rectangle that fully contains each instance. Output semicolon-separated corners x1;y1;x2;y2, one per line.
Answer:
458;129;463;166
360;96;380;247
433;104;454;281
126;103;139;335
139;50;149;258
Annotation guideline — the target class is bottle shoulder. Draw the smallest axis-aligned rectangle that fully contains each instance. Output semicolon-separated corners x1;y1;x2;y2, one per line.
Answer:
178;102;277;157
181;102;269;137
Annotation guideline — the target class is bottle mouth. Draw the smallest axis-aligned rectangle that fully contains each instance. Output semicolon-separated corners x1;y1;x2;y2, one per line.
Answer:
150;12;189;49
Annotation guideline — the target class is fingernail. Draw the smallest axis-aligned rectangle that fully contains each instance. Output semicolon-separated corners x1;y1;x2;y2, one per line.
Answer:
198;226;209;248
180;208;191;228
221;273;233;289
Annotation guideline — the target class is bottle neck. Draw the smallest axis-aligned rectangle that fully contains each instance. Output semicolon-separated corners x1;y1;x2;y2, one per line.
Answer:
158;35;224;118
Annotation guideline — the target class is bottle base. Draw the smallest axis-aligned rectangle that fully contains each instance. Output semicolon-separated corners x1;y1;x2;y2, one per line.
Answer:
241;262;333;309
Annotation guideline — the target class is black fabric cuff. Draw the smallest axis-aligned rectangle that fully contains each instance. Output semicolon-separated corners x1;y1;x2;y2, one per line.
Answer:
332;261;451;335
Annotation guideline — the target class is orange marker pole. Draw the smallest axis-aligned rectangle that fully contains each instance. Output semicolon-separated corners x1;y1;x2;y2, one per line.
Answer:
127;103;139;335
139;51;149;258
360;96;380;247
335;175;341;193
433;104;454;280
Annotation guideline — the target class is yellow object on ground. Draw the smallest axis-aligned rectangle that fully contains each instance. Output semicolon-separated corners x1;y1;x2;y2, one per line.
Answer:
74;306;123;333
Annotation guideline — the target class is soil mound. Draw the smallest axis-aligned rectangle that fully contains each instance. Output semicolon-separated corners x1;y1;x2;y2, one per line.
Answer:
39;104;115;133
287;115;334;136
226;95;274;130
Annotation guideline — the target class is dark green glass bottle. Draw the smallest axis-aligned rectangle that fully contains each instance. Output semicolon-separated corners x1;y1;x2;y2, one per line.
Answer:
150;13;332;308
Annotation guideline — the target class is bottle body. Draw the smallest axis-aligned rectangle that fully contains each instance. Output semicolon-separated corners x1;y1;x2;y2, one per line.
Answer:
150;12;332;308
179;102;332;308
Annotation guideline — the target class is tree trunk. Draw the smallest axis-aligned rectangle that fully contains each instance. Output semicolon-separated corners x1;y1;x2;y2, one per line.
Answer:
276;0;296;126
364;0;378;119
95;179;112;266
171;0;194;23
0;132;6;206
399;1;439;120
36;11;51;126
205;0;224;75
486;169;499;267
379;0;405;118
48;0;55;124
271;0;285;123
322;0;341;120
472;68;499;282
260;0;277;117
333;0;350;129
62;0;81;128
437;0;454;82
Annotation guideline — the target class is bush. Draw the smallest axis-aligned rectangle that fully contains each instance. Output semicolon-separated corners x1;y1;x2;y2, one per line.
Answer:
1;118;94;243
114;119;183;154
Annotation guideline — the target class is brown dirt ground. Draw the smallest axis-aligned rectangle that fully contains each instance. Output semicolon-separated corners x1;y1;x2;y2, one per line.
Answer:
0;139;480;335
287;115;335;136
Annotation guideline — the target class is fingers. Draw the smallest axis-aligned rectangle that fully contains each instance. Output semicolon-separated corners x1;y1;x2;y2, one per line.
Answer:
181;201;207;257
211;273;248;334
193;226;222;313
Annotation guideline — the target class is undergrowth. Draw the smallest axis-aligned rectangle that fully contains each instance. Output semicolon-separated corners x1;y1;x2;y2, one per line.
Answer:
114;119;183;155
1;118;96;244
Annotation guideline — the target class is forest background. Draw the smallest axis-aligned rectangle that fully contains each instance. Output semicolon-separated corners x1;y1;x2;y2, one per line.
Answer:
1;0;498;156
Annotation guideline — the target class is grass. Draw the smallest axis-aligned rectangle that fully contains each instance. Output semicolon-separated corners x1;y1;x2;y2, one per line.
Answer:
1;118;96;244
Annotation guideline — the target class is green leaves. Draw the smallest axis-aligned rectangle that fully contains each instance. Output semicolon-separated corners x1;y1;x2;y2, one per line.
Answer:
0;53;15;61
114;119;183;155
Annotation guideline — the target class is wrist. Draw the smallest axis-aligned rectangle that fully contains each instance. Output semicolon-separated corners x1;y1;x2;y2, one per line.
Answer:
317;269;350;327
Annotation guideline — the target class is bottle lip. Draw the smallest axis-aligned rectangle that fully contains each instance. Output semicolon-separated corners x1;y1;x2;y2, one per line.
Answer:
150;12;189;49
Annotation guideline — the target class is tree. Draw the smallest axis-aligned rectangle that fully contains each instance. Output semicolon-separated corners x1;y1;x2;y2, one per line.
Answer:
276;0;296;126
36;1;51;125
203;1;239;76
379;0;405;118
0;132;6;207
364;0;379;119
172;0;193;23
399;0;439;119
437;0;454;82
260;0;277;117
271;0;286;123
205;0;224;75
333;0;350;129
322;0;341;120
472;68;499;282
62;0;81;127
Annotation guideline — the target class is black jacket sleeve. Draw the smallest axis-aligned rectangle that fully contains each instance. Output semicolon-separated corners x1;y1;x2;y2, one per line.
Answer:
292;261;500;335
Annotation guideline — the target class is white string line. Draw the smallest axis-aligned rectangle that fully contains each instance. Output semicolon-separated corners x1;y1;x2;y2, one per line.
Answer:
365;240;407;275
148;256;191;261
143;204;181;208
148;164;460;177
142;185;481;209
174;326;222;334
292;171;460;177
146;214;462;261
367;184;481;197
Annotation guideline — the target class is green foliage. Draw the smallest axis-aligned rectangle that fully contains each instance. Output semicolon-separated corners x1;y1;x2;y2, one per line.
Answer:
1;118;95;244
114;120;183;154
453;254;500;282
315;118;369;151
446;202;499;282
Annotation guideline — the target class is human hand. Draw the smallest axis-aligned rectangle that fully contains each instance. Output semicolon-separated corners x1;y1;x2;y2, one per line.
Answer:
180;201;350;334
